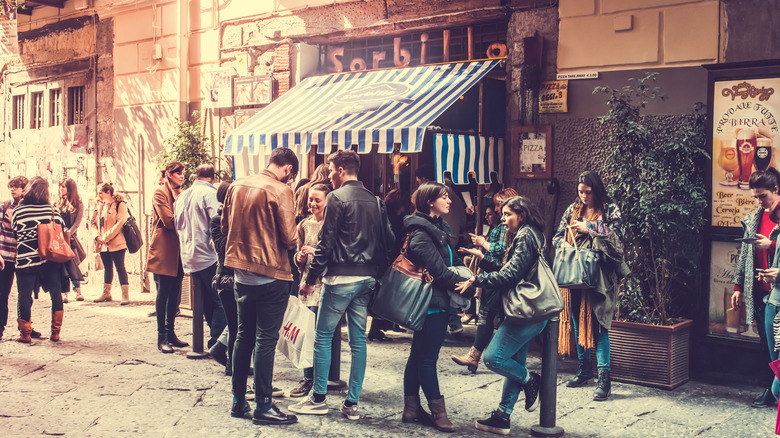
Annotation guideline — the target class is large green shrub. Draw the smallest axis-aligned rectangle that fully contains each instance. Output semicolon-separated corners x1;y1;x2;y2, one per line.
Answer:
156;111;232;189
594;73;709;325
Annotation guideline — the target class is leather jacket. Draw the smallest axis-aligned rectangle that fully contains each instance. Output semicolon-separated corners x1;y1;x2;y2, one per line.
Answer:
221;170;297;281
475;224;545;292
305;180;395;284
404;212;465;309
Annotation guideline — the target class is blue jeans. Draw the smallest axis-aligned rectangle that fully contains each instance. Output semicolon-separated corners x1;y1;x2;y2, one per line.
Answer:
765;302;780;400
483;320;546;416
303;305;318;380
571;290;611;370
313;278;375;403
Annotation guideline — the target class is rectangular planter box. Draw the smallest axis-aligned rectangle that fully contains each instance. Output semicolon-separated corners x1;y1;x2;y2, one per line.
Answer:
607;319;692;390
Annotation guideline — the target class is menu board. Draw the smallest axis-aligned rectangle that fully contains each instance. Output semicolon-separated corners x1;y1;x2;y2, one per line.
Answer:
711;77;780;227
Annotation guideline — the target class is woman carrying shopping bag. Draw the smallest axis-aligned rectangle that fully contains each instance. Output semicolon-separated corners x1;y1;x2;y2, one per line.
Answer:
552;170;625;401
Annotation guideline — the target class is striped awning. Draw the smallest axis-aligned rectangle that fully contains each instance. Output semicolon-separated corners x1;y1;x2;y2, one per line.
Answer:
434;134;504;185
223;59;502;156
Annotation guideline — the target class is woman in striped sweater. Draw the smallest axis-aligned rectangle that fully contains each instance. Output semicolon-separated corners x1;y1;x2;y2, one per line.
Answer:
11;177;66;343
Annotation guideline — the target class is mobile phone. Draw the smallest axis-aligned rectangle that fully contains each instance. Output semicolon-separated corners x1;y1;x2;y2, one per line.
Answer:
756;269;769;273
736;237;759;243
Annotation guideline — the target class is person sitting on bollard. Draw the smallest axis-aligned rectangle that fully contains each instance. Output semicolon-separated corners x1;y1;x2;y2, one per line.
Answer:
455;196;548;435
289;183;330;397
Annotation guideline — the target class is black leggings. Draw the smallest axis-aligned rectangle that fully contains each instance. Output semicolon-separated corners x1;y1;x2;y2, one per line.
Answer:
100;249;128;285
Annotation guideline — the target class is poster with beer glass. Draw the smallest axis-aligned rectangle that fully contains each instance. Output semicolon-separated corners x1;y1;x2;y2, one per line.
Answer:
708;240;757;342
711;77;780;228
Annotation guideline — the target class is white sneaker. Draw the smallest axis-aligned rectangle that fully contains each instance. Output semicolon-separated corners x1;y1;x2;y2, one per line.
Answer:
289;397;328;415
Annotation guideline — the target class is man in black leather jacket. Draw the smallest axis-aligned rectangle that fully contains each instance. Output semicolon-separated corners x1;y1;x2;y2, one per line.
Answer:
291;150;394;420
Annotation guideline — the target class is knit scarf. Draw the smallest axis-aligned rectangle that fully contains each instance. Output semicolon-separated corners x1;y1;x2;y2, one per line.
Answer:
558;202;602;356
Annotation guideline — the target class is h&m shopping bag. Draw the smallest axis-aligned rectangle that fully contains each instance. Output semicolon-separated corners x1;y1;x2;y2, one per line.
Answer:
277;296;315;369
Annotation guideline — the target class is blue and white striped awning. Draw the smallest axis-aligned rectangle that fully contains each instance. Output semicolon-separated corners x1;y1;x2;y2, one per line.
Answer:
434;134;504;185
223;59;502;156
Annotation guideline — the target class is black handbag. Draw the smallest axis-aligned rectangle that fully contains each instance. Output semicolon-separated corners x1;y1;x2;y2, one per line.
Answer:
117;202;143;254
371;234;433;332
502;231;563;324
552;226;601;289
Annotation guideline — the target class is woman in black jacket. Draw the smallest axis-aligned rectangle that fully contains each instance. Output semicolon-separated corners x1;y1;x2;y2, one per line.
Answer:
210;180;234;375
401;182;470;433
455;196;548;436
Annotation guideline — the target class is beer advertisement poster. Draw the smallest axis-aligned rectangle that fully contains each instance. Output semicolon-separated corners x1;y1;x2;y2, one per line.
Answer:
708;241;757;342
711;77;780;227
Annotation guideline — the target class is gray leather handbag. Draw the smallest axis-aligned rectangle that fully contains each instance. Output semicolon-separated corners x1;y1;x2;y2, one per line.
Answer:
502;233;563;325
552;226;601;289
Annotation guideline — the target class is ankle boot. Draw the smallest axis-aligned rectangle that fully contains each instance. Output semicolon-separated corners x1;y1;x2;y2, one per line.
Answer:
593;369;611;401
752;388;777;407
120;284;130;305
94;283;112;302
427;397;456;433
50;310;63;342
452;346;482;373
16;318;32;343
75;287;84;301
158;334;174;353
62;292;69;303
402;395;433;424
567;358;594;387
167;331;189;348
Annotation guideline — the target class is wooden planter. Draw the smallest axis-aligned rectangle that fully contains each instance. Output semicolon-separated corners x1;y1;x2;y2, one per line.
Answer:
607;319;692;390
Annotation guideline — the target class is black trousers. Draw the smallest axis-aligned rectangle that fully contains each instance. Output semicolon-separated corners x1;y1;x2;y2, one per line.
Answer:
232;280;289;407
154;260;184;336
217;279;238;364
0;261;15;334
100;249;128;285
17;262;63;321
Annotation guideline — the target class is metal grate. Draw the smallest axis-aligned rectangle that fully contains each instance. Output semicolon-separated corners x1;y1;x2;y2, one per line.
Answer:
68;85;85;125
12;95;25;130
50;89;62;126
30;92;43;129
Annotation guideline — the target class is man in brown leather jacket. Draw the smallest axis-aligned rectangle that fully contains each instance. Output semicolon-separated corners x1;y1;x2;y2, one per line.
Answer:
221;147;299;426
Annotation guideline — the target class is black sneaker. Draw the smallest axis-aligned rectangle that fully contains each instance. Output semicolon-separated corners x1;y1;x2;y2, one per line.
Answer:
475;410;510;435
230;400;252;419
253;403;298;425
523;372;541;412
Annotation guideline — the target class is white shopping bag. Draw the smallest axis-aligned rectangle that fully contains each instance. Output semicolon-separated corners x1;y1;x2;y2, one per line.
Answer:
276;296;316;369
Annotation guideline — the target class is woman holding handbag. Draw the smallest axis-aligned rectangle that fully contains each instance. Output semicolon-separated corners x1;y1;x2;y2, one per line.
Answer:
455;196;549;435
57;178;85;303
401;182;470;433
90;183;131;305
552;170;623;402
11;177;67;342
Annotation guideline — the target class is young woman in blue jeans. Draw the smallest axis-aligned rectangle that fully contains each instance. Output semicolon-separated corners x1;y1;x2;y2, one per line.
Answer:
456;196;548;435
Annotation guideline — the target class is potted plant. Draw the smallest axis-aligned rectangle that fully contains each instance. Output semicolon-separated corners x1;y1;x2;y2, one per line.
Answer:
593;73;709;389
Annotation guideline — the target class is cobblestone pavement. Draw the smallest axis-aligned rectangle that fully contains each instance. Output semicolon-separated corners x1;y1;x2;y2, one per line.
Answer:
0;280;776;437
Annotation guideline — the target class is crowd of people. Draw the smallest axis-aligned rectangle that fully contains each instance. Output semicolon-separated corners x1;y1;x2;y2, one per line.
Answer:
0;149;631;435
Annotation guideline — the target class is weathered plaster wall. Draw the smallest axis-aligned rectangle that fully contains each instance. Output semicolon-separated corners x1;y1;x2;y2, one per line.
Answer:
722;0;780;62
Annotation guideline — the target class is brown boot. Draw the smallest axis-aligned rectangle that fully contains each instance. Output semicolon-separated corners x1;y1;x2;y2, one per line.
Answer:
75;287;84;301
16;319;32;343
428;397;456;433
94;283;112;302
50;310;63;342
452;346;482;374
402;395;433;424
120;284;130;305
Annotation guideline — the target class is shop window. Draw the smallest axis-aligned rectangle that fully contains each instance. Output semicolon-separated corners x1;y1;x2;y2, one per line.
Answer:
67;86;85;125
12;95;24;130
50;88;61;126
30;92;43;129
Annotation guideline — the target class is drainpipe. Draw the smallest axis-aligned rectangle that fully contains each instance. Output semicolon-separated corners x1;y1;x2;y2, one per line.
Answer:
179;0;189;120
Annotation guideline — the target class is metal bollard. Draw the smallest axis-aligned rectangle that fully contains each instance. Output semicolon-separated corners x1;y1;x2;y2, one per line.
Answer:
187;277;208;359
531;316;564;437
327;319;346;389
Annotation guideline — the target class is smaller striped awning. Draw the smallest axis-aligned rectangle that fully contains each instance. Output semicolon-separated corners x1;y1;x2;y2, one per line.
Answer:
434;134;504;185
223;59;502;156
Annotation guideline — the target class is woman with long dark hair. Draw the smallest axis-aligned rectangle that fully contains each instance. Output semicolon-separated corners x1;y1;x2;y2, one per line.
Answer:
294;163;330;222
90;183;130;305
553;170;624;402
401;182;470;433
57;178;85;302
455;196;549;435
210;179;235;373
12;177;66;342
148;161;187;353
